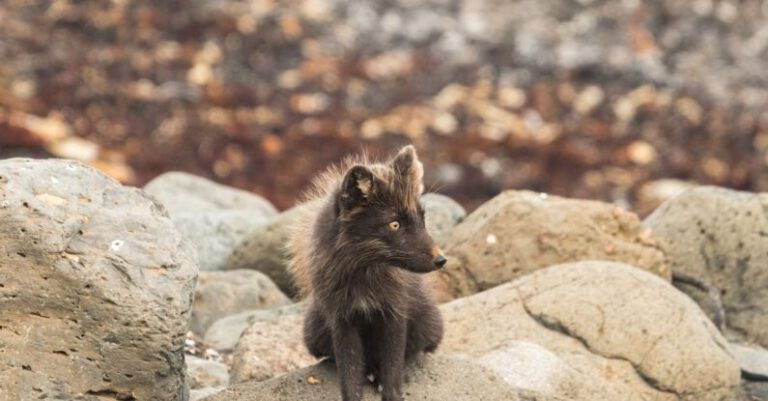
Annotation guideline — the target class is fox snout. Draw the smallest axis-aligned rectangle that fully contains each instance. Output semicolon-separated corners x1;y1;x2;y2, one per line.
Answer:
431;246;447;269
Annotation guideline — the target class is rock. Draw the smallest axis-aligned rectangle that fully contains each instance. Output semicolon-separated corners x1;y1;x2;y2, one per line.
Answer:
421;193;466;247
635;179;698;217
729;343;768;381
172;210;273;272
743;381;768;401
190;387;225;401
474;341;579;396
144;172;277;218
144;172;278;271
644;186;768;347
186;355;229;389
190;269;292;335
433;190;669;299
204;302;306;350
225;203;311;295
229;313;315;384
0;159;197;401
205;355;568;401
441;261;740;401
225;260;738;401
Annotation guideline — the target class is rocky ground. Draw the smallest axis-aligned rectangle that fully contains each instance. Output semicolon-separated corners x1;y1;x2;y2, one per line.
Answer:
2;0;768;213
1;160;767;401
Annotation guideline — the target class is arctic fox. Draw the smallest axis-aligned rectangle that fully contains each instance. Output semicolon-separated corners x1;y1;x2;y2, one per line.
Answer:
288;145;445;401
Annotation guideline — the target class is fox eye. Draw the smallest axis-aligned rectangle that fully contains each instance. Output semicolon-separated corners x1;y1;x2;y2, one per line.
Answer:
388;221;400;231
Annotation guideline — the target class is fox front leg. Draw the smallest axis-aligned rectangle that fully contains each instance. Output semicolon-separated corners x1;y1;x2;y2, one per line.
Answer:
376;317;407;401
333;322;366;401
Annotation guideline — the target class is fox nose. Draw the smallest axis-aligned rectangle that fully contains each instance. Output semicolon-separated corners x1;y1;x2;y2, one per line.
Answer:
433;255;447;268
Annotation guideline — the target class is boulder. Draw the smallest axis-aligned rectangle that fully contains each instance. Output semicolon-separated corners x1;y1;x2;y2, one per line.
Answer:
190;270;291;335
204;302;305;350
190;387;225;401
229;313;315;383
205;355;568;401
225;204;309;295
225;260;738;401
644;186;768;347
420;193;466;247
635;179;698;217
144;171;277;218
186;355;229;389
433;190;669;299
729;343;768;381
743;381;768;401
144;172;278;271
441;261;740;401
0;159;197;401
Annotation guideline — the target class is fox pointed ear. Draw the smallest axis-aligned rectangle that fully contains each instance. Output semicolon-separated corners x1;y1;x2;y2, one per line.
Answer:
391;145;424;192
339;165;375;210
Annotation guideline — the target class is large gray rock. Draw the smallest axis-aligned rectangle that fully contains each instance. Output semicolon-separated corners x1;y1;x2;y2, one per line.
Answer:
206;355;568;401
229;313;316;384
635;179;698;217
432;190;669;300
441;261;740;401
644;186;768;347
144;172;278;271
144;172;277;217
226;260;738;401
186;355;229;389
0;159;197;401
190;270;291;335
729;343;768;381
421;193;466;247
204;302;305;350
226;204;309;295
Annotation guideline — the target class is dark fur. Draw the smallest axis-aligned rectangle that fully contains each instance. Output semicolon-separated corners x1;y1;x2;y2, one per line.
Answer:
293;146;444;401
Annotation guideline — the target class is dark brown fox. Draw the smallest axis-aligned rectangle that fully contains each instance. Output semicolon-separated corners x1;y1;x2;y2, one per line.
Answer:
288;145;445;401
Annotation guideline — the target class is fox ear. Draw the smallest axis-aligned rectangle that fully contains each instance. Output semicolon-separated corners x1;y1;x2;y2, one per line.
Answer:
391;145;424;191
339;165;375;210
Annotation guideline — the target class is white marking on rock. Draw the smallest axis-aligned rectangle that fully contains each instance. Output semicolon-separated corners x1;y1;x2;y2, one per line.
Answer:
486;234;498;245
110;240;125;251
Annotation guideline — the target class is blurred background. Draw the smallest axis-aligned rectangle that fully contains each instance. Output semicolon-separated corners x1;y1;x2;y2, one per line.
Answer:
1;0;767;214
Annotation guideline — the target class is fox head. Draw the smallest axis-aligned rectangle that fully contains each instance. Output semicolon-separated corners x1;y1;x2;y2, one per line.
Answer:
334;145;447;273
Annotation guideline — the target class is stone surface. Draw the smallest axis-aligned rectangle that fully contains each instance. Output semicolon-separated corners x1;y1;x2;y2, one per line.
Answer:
441;261;740;401
206;355;567;401
225;260;738;401
421;193;466;247
229;313;316;384
644;186;768;347
729;343;768;381
144;171;277;218
204;302;305;350
635;179;698;217
0;159;197;401
190;387;225;401
744;380;768;401
186;355;229;389
432;190;669;299
225;203;309;295
190;269;291;335
144;172;278;272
